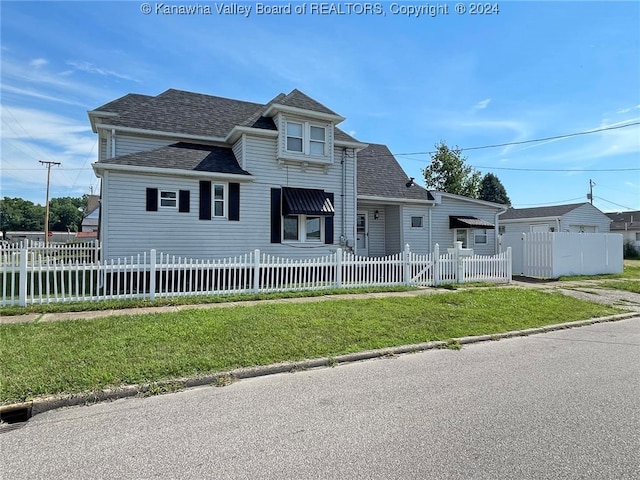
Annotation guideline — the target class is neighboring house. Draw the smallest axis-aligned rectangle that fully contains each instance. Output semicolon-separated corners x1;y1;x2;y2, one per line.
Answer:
499;203;611;234
90;88;507;260
606;210;640;251
81;194;100;233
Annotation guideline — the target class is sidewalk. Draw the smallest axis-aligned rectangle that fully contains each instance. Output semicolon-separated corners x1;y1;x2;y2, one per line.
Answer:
2;279;639;324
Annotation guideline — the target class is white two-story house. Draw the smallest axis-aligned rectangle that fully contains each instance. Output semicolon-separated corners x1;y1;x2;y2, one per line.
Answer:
90;88;507;260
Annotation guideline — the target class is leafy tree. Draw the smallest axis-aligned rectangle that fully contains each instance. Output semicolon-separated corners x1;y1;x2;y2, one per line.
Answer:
0;195;88;233
478;173;511;205
0;197;45;232
49;196;87;232
422;141;482;197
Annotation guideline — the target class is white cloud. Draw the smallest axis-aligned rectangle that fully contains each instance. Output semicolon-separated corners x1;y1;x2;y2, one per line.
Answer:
0;107;99;201
66;61;138;82
473;98;491;110
29;58;49;68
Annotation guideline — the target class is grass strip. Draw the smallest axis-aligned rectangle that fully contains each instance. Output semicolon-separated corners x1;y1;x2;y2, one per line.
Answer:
595;280;640;294
0;288;621;404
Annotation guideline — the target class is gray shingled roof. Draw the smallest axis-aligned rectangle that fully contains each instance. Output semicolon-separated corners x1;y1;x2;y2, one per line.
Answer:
99;142;250;175
90;88;359;142
93;93;154;114
607;210;640;231
500;203;588;220
357;143;434;201
277;89;340;116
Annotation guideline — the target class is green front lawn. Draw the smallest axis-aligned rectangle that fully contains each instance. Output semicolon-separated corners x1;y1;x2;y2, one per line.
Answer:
0;288;621;404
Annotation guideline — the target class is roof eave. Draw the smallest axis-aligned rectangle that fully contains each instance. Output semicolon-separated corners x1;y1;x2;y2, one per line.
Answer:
437;192;508;210
500;215;561;223
94;123;228;144
358;195;436;205
226;126;279;144
263;104;345;123
92;162;254;181
336;140;368;150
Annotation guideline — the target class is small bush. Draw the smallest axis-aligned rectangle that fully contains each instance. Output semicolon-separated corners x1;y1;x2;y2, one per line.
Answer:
623;240;640;260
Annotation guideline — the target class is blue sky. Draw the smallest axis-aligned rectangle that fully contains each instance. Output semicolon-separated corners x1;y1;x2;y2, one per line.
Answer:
1;0;639;212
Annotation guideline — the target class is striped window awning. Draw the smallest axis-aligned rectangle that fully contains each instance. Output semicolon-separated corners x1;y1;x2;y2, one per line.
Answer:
282;187;334;216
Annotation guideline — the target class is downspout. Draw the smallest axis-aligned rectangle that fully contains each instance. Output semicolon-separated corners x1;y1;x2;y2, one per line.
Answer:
556;217;561;232
341;148;347;247
428;206;432;253
110;129;116;158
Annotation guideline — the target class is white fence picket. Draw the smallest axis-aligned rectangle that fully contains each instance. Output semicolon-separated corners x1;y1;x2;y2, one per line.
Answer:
0;243;512;307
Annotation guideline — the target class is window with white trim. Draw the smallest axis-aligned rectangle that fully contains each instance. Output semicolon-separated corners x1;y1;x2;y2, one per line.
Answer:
474;229;488;244
309;126;326;155
283;215;323;243
213;184;226;217
160;190;177;208
286;122;303;153
284;121;327;157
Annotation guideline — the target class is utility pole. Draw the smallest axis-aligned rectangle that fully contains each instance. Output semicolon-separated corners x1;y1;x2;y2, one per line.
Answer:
40;161;61;245
587;179;595;205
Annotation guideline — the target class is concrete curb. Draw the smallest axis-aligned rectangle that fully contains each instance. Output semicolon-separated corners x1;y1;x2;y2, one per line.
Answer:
1;311;637;423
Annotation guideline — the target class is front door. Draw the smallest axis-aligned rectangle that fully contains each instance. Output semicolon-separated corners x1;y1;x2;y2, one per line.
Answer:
356;212;368;256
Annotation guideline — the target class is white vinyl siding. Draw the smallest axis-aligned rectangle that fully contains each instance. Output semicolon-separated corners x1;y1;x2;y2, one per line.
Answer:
101;136;356;260
429;197;499;255
113;134;174;157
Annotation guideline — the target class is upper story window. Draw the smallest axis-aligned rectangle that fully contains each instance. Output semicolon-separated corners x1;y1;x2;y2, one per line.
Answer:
286;122;304;152
213;184;226;217
160;190;177;208
284;120;328;158
309;126;326;155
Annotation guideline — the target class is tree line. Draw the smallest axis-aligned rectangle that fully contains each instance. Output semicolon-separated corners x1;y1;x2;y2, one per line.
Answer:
0;196;89;233
423;141;511;205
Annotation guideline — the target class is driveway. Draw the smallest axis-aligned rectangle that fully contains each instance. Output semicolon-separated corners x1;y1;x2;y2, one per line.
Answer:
2;317;638;480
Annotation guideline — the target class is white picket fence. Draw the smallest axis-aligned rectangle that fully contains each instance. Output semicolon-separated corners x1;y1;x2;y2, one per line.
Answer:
1;243;511;307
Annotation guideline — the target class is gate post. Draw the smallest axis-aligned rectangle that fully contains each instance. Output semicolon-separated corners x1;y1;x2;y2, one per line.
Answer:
433;243;440;286
403;244;411;286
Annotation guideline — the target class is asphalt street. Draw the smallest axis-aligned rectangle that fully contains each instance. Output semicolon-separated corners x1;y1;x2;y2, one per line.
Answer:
2;318;639;479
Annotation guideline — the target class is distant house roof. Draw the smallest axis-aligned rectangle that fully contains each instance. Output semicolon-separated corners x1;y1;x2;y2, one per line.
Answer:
98;142;251;176
606;210;640;231
90;88;357;143
500;203;590;220
357;143;434;202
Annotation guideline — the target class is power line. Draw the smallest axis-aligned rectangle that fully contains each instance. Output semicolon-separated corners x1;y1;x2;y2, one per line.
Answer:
513;197;586;207
394;121;640;158
594;196;636;211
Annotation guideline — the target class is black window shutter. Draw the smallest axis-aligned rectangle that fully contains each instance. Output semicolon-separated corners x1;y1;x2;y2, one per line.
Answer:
325;192;334;245
146;188;158;212
229;183;240;221
179;190;190;213
270;188;281;243
199;181;211;220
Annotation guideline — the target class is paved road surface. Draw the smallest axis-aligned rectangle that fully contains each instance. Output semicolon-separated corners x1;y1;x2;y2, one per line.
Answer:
2;318;639;479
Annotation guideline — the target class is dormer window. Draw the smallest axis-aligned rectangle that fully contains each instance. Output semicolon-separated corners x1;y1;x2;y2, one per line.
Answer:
286;122;304;152
284;120;328;158
309;126;326;155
